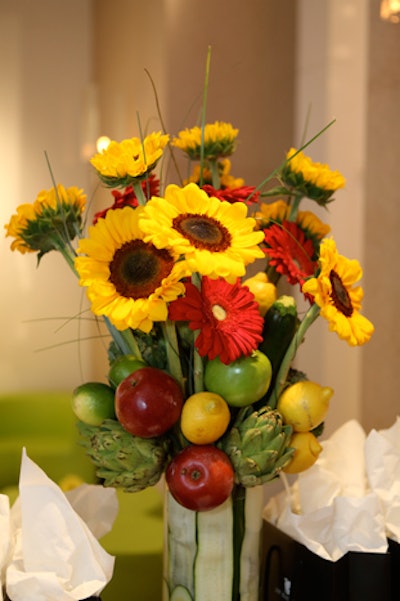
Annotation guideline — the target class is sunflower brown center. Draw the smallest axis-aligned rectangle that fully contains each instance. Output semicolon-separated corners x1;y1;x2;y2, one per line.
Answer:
330;269;353;317
172;213;232;251
109;239;174;299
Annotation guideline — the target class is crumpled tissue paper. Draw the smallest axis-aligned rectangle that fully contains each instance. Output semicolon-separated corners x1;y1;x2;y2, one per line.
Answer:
263;418;400;561
1;448;118;601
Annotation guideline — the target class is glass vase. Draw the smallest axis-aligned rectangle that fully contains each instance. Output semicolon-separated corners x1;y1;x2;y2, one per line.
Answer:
163;484;264;601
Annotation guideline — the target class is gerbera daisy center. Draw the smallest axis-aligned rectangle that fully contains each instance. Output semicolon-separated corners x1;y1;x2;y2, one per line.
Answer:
173;213;232;251
109;239;174;299
212;304;227;321
330;269;353;317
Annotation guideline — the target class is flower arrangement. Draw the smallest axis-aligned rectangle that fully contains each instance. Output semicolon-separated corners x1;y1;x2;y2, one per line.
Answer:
4;110;374;506
4;74;376;597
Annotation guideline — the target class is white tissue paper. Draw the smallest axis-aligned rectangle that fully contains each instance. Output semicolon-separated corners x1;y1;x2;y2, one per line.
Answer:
5;449;117;601
263;419;390;561
365;416;400;544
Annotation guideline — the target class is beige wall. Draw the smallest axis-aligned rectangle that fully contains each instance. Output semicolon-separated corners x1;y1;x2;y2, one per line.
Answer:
0;0;95;391
363;0;400;431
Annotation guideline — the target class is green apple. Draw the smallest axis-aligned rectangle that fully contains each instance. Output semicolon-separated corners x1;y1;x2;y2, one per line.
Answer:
108;354;146;388
72;381;116;426
204;350;272;407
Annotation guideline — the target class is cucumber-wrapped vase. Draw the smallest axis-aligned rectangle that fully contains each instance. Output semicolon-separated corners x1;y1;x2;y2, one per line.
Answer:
163;484;264;601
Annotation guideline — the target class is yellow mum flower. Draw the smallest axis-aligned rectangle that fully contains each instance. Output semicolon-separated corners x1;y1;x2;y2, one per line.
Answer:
5;184;86;258
302;238;374;346
90;131;169;188
172;121;239;160
256;200;330;241
75;206;188;333
282;148;346;206
139;183;264;282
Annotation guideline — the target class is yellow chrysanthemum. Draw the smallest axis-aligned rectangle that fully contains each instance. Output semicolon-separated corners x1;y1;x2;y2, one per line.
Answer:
5;184;86;257
255;200;330;241
90;131;169;188
282;148;346;206
139;183;264;283
302;238;374;346
185;159;244;188
172;122;239;160
75;206;188;333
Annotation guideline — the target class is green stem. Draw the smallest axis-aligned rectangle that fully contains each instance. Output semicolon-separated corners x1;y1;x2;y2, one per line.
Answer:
133;181;147;206
209;159;220;189
192;339;204;393
268;302;320;409
103;318;143;358
199;46;212;186
288;193;303;222
162;320;184;391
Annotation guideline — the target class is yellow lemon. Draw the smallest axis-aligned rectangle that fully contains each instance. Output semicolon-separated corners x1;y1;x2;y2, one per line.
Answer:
180;392;231;444
283;431;323;474
242;272;277;316
277;380;333;432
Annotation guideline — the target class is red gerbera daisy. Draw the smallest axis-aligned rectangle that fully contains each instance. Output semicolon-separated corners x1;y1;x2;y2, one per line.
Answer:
168;276;263;364
263;220;317;289
202;184;260;205
93;175;160;223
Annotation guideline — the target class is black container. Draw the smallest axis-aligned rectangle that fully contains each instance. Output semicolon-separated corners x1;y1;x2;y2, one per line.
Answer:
262;521;394;601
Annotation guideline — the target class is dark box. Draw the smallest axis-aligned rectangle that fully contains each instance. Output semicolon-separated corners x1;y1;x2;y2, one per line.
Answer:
261;520;398;601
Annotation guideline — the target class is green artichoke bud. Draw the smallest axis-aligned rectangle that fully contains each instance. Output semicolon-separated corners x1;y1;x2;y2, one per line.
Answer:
78;418;171;492
221;406;294;487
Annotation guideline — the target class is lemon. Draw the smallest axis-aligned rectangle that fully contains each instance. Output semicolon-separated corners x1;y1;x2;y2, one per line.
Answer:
283;431;323;473
242;272;277;316
277;380;333;432
180;391;231;444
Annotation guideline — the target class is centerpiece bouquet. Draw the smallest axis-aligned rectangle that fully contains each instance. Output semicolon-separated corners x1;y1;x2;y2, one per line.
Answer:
5;71;374;601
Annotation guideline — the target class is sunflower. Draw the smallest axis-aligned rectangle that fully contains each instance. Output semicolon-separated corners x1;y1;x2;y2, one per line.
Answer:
75;206;188;333
168;276;263;364
90;131;169;188
302;238;374;346
281;148;346;206
172;122;239;160
139;183;264;282
5;184;86;258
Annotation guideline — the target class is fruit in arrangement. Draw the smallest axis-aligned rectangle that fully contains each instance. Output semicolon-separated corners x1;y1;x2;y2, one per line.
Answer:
283;431;323;473
71;381;116;426
78;419;170;491
222;406;294;486
166;445;235;511
180;392;231;445
115;366;183;438
242;271;277;316
204;350;272;407
108;354;146;387
277;380;333;432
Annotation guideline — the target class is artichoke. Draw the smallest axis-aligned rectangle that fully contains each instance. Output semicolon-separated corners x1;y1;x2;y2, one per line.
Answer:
78;418;171;492
221;406;294;487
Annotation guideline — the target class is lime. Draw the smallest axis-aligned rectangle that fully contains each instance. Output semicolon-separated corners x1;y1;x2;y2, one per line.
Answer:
108;354;146;387
72;381;116;426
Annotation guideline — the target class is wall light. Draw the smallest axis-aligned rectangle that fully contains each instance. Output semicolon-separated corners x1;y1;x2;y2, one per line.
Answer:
380;0;400;22
96;136;111;153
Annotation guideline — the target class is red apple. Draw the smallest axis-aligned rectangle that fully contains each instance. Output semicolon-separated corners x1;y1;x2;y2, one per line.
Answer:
166;445;235;511
115;366;183;438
